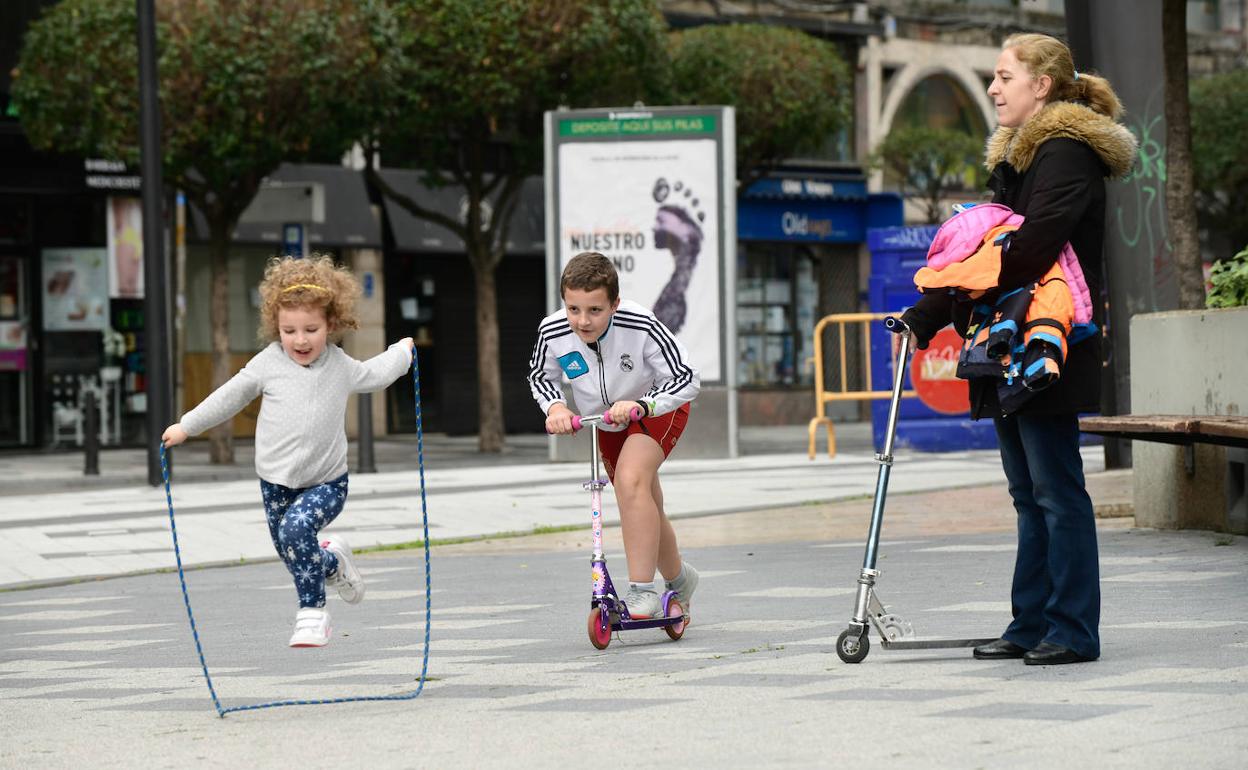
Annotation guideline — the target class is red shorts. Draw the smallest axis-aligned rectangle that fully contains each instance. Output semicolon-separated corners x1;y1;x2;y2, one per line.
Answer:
598;403;690;482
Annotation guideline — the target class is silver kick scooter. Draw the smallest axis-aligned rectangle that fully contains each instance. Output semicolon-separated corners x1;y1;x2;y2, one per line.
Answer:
835;316;996;664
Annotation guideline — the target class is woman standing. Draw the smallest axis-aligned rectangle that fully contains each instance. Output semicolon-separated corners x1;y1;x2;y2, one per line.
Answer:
902;33;1137;665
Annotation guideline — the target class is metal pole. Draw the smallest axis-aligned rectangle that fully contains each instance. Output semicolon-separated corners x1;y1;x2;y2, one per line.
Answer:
138;0;174;486
83;390;100;476
357;392;377;473
174;191;187;417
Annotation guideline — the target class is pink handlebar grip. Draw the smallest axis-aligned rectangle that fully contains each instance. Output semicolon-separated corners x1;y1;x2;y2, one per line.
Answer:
603;407;644;425
551;407;643;433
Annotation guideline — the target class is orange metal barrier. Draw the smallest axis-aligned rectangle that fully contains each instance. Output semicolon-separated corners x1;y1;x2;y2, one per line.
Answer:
807;312;916;459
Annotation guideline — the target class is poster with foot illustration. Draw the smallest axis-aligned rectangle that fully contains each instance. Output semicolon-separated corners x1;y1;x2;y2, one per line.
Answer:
547;107;735;384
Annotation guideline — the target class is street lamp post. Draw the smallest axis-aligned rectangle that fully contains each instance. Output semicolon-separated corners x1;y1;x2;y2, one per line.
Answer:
137;0;174;486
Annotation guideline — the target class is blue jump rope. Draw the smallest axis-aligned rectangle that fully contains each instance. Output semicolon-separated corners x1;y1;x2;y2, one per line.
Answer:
160;358;432;718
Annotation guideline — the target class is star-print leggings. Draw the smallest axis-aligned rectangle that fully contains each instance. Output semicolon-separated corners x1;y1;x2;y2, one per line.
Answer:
259;473;349;608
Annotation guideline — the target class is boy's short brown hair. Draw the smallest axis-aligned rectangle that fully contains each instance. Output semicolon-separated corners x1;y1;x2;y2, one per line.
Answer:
560;251;619;302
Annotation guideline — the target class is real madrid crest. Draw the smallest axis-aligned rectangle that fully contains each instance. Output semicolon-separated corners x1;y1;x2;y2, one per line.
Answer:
619;353;634;372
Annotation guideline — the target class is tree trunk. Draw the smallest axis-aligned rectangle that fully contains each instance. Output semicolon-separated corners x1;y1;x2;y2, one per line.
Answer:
471;254;505;452
207;218;234;464
1162;0;1206;309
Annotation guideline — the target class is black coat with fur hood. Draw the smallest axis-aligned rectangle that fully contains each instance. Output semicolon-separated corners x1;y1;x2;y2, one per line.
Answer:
903;101;1138;419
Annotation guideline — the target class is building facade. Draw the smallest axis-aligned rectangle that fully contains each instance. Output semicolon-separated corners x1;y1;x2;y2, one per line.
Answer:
3;1;1246;449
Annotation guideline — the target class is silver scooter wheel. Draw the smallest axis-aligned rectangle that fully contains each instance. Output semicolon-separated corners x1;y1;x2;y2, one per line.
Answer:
836;627;870;664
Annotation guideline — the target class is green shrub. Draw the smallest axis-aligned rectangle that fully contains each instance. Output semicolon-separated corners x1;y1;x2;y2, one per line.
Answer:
1206;246;1248;308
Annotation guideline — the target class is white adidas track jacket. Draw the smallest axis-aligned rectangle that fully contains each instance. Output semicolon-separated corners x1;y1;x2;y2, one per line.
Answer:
528;299;700;431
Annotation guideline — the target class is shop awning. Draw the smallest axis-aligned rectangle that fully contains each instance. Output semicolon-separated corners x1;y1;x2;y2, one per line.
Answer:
378;171;546;256
188;163;381;249
741;170;869;202
737;167;902;244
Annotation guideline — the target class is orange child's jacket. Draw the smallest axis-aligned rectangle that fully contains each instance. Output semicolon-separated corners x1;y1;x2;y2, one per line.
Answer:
914;223;1072;385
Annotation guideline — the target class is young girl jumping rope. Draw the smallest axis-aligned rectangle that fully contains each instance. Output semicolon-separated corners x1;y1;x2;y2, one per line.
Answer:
529;251;701;621
162;255;413;648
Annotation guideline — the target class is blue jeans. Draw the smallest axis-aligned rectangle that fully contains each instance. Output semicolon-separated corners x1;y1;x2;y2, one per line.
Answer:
259;473;349;608
994;413;1100;659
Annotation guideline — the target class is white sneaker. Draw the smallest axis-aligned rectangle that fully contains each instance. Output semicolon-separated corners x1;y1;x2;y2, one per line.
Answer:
321;535;365;604
622;586;661;619
288;607;331;647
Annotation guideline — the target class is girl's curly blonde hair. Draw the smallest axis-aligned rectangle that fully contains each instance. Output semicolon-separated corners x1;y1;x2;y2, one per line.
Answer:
257;254;361;343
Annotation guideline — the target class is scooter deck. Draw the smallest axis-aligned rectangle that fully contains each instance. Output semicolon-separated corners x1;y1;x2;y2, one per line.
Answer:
880;637;997;650
614;616;686;632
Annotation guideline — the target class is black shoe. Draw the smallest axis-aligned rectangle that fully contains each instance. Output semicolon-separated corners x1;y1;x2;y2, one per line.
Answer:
1023;641;1096;665
972;638;1028;660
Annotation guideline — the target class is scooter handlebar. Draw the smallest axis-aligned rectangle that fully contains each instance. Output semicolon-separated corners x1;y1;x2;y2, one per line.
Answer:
884;315;910;334
563;407;643;433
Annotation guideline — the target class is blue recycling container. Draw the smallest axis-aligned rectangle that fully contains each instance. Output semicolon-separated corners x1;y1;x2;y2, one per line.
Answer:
866;225;999;453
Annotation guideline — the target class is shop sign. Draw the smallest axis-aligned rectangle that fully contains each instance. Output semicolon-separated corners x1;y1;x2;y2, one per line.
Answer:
559;113;716;137
738;198;861;243
84;158;140;191
745;177;867;199
909;327;969;415
781;211;834;238
874;225;940;251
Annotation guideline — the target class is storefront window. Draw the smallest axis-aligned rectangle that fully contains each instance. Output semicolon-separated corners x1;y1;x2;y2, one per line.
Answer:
1;195;33;445
737;244;817;388
0;254;30;445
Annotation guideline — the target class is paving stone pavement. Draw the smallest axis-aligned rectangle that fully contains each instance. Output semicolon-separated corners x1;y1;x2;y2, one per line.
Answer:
2;521;1245;768
0;439;1109;589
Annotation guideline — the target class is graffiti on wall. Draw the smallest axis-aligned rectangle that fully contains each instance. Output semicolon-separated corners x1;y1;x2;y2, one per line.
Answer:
1113;85;1176;303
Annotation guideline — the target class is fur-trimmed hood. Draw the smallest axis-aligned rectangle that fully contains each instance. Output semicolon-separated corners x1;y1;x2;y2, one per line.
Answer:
984;101;1138;179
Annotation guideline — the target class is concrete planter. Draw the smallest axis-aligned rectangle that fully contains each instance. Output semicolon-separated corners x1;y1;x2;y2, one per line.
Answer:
1130;306;1248;533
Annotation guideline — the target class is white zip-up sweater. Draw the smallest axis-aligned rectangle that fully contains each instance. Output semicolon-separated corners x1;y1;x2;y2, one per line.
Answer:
528;299;700;430
180;341;411;488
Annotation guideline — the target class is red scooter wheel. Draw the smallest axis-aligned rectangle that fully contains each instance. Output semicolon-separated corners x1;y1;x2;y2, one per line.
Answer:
587;606;611;649
664;597;686;640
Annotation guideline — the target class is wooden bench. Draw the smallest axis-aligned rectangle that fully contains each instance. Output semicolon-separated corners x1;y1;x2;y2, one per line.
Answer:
1079;414;1248;474
1080;415;1248;448
1081;415;1248;533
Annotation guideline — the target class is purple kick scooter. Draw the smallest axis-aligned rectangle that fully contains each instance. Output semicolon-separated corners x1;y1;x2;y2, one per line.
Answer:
566;409;687;649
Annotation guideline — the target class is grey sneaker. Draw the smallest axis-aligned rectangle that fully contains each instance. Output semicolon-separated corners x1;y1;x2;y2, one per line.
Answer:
666;561;699;613
321;535;364;604
622;586;661;619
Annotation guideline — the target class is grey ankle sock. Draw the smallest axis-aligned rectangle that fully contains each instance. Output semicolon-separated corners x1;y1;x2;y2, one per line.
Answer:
667;563;687;588
630;581;656;593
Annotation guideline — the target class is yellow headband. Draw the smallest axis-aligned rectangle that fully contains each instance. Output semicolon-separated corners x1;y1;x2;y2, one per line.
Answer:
281;283;328;293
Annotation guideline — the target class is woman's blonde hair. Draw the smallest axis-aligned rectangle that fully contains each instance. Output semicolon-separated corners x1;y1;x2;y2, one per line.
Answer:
1003;33;1123;120
257;254;360;343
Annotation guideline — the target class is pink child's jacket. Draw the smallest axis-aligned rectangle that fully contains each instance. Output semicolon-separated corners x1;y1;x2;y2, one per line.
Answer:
917;203;1093;325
